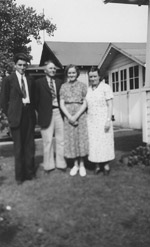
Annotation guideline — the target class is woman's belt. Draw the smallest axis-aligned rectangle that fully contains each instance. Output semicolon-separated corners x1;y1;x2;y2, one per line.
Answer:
65;102;83;104
52;105;59;109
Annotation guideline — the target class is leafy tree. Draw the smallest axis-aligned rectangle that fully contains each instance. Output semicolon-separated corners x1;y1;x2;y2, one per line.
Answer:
0;0;56;73
0;0;56;133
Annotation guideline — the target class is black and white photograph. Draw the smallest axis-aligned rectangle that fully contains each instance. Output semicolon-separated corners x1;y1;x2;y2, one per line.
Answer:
0;0;150;246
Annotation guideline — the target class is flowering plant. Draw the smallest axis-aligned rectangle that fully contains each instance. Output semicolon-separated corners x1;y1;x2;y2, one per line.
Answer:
121;145;150;167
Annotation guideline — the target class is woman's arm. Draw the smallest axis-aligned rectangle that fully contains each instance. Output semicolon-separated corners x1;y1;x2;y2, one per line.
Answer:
73;99;87;121
104;98;113;132
106;98;113;120
60;99;75;123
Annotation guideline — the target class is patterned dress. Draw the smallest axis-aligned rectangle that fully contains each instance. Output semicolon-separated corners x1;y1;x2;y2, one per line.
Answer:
60;80;88;158
86;81;115;163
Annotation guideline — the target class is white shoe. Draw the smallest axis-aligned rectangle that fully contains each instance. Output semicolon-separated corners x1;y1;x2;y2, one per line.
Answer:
79;166;86;177
70;165;79;176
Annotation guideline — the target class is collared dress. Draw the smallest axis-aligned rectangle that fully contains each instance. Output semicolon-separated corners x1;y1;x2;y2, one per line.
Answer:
86;81;115;163
60;80;88;158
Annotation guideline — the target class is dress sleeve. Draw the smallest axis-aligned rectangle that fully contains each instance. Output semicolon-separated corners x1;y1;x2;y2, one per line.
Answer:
59;84;65;100
104;84;114;100
82;83;87;99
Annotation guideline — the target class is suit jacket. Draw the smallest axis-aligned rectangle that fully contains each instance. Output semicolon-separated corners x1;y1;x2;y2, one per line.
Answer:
0;72;36;128
35;76;63;128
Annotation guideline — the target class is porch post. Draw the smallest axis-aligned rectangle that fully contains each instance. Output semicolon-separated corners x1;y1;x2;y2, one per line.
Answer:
145;0;150;88
142;0;150;144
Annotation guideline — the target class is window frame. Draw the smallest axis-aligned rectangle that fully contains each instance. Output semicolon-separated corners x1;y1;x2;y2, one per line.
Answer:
110;64;141;95
129;65;139;90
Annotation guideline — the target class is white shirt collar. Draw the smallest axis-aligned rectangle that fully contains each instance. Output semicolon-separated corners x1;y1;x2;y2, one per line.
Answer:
16;70;25;79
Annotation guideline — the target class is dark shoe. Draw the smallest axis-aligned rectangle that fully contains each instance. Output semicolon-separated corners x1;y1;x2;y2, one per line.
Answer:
44;169;54;175
94;164;101;175
57;168;67;173
103;165;110;176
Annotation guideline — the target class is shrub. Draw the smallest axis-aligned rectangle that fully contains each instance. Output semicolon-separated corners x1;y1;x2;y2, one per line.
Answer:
0;109;9;132
121;145;150;167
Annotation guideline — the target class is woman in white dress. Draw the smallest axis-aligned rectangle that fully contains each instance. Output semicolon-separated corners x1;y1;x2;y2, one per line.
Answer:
86;66;115;175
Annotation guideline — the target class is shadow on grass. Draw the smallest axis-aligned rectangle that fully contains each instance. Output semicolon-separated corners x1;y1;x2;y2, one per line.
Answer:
0;224;19;244
0;176;7;186
34;155;43;175
114;130;143;152
0;204;19;245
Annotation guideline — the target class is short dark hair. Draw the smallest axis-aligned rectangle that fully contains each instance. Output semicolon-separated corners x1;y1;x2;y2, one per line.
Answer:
14;53;30;64
88;66;104;81
65;64;80;78
88;66;100;75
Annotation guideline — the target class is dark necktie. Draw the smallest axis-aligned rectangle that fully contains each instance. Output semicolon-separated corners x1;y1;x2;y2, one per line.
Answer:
48;78;56;99
21;75;26;98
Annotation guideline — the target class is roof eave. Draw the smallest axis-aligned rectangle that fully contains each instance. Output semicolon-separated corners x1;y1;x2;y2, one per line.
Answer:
39;42;63;69
112;43;145;66
103;0;149;6
98;43;145;75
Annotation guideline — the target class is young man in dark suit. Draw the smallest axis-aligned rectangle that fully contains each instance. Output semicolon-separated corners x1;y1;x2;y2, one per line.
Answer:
0;53;36;184
35;60;66;173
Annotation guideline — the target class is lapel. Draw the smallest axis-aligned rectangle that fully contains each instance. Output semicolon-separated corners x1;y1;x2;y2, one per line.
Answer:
26;76;31;98
43;76;58;96
12;73;23;97
12;73;31;98
43;77;51;93
55;78;59;96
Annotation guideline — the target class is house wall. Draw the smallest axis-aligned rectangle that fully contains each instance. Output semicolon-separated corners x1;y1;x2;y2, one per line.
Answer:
142;88;150;143
108;53;134;71
107;54;144;129
78;70;89;86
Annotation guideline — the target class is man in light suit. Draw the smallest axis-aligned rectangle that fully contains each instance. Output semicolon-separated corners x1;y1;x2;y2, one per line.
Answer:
35;60;66;173
0;53;36;184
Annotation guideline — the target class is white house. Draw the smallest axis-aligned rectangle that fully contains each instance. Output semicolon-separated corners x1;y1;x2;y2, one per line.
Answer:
98;42;146;129
39;41;146;130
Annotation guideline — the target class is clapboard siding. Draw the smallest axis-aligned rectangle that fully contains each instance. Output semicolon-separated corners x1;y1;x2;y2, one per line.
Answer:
146;93;150;140
108;53;134;71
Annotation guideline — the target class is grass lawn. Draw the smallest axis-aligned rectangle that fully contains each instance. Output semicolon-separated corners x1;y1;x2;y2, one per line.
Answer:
0;129;150;247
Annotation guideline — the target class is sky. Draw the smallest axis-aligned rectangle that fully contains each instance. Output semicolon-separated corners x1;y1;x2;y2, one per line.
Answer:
16;0;148;64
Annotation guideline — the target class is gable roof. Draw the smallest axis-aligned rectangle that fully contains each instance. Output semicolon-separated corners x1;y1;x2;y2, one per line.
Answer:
39;41;146;70
112;42;146;64
40;41;109;67
98;42;146;75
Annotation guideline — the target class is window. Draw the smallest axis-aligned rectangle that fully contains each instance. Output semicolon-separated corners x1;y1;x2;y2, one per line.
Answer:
120;69;127;91
142;67;145;86
112;71;119;92
105;75;109;84
129;65;139;90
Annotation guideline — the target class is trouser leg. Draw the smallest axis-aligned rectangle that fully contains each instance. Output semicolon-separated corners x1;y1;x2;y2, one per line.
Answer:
21;107;35;179
11;127;24;181
41;115;55;170
11;106;35;181
53;109;66;169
